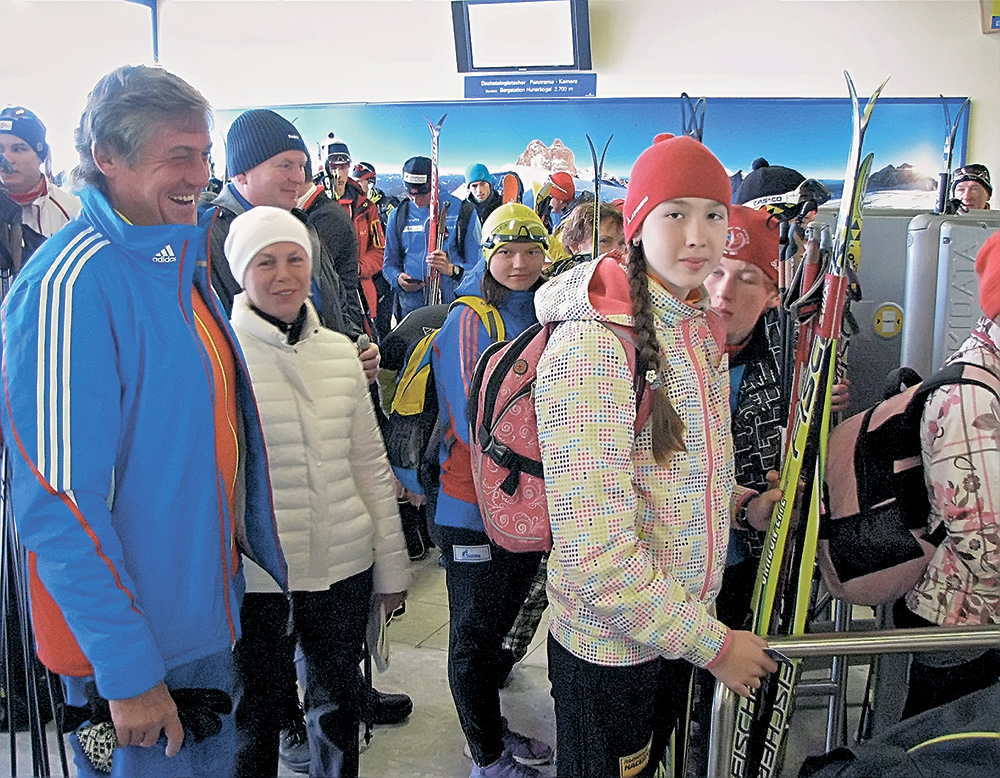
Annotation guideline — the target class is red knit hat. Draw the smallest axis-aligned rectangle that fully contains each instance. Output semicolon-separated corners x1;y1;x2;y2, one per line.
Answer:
724;205;780;284
550;172;575;200
976;229;1000;320
623;134;731;243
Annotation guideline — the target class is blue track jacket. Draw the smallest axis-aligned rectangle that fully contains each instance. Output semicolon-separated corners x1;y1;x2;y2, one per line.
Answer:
383;192;483;319
0;187;287;701
431;289;538;532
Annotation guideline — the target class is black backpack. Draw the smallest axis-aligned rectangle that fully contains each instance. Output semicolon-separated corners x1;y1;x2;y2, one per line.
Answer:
384;296;502;494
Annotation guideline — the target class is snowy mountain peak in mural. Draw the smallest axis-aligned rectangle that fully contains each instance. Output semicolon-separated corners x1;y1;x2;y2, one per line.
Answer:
515;139;579;176
867;163;936;192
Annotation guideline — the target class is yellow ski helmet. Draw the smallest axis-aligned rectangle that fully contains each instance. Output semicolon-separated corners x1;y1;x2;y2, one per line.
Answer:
481;203;549;264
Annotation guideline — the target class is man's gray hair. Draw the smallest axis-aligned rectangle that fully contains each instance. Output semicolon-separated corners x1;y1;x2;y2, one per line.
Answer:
73;65;212;191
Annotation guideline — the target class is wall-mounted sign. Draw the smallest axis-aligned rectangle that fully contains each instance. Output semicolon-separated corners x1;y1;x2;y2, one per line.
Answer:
465;73;596;100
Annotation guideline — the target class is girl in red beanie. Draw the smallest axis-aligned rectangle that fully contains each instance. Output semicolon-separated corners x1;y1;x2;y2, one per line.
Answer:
534;135;778;777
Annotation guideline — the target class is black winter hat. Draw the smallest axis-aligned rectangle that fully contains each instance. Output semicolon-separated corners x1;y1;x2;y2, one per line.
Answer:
736;158;806;208
952;164;992;197
352;162;376;182
402;156;432;194
226;109;308;177
324;134;351;164
0;106;49;161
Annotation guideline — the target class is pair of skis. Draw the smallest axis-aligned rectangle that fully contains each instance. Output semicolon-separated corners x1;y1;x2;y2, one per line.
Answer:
729;72;887;778
425;114;447;306
586;135;613;255
935;96;971;215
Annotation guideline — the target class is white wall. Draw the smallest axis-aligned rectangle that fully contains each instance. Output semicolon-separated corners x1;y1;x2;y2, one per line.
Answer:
2;0;998;181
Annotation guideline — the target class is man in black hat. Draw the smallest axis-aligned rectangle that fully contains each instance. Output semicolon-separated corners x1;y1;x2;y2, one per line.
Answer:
0;106;79;237
952;164;992;211
319;136;389;334
207;110;376;379
382;156;482;318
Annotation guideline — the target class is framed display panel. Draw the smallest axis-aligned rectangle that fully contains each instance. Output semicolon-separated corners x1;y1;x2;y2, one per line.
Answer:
451;0;592;73
215;95;969;210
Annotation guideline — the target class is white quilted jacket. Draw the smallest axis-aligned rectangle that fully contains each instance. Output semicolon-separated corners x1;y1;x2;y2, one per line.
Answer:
231;293;409;596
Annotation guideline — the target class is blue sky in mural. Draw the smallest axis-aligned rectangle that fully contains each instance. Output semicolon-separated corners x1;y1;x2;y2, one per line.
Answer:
216;94;968;190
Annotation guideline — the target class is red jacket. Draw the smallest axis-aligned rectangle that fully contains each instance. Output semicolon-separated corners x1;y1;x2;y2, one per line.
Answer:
338;179;385;317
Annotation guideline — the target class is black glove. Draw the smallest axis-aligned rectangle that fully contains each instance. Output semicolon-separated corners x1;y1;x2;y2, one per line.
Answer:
60;683;232;774
171;687;232;742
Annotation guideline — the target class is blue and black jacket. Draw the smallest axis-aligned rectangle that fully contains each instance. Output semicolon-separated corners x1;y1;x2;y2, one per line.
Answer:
0;186;287;701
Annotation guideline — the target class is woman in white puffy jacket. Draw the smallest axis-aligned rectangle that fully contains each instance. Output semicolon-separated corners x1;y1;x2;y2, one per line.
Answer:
224;206;410;778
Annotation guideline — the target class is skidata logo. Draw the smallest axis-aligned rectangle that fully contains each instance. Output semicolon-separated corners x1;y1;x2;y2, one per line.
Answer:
152;245;177;263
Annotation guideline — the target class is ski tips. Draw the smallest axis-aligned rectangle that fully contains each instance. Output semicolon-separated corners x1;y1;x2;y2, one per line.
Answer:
845;71;858;109
870;76;891;103
843;72;889;103
424;114;448;132
680;92;707;143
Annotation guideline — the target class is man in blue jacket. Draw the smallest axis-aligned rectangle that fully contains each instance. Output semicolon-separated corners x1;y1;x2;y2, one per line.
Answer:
382;155;482;319
0;65;287;777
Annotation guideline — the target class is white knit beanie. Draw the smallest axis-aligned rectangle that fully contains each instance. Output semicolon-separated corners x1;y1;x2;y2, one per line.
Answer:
224;206;313;286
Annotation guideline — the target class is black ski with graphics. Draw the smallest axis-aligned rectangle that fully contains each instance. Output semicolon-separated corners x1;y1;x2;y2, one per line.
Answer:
729;72;887;778
585;134;612;256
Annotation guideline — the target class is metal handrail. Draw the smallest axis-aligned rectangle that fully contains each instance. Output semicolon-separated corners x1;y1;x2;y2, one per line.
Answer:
707;624;1000;778
767;624;1000;657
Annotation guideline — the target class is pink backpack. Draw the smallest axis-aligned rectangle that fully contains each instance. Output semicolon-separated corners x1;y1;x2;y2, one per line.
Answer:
468;321;651;553
819;361;1000;605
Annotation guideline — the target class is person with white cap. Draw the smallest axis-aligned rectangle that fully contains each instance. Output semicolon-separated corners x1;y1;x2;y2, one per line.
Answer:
0;105;80;237
224;205;409;778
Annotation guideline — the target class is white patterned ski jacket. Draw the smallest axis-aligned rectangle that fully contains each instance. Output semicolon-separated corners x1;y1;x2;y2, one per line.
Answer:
535;255;739;668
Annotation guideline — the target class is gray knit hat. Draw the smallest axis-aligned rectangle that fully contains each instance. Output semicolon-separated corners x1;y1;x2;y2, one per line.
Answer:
226;109;308;177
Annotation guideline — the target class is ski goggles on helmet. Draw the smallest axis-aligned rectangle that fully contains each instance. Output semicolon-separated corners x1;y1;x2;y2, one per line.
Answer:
743;178;832;221
482;223;549;253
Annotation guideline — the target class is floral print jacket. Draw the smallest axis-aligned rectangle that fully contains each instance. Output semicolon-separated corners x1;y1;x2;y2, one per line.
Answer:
906;316;1000;626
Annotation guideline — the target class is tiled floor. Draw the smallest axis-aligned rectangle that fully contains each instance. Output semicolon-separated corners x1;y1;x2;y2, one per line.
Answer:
2;550;880;777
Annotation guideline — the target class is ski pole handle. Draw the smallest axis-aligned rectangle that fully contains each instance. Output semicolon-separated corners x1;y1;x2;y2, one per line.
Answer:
357;334;370;353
